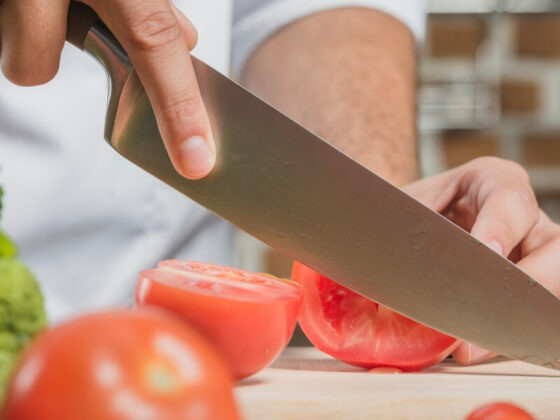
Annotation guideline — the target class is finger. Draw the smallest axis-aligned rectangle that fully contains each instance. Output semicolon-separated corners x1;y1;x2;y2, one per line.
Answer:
454;216;560;365
519;210;560;257
401;168;461;213
87;0;215;179
452;342;498;366
169;2;198;51
0;0;68;85
469;176;539;258
517;234;560;296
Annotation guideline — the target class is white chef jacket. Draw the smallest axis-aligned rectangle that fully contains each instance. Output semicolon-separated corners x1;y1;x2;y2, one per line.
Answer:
0;0;425;323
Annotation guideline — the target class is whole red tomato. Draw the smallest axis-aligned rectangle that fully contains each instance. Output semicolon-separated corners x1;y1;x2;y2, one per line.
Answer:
466;402;535;420
136;260;303;379
292;262;459;371
2;309;239;420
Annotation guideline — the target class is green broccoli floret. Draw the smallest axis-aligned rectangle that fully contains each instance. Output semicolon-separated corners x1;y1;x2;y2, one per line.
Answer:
0;259;47;400
0;232;17;260
0;186;17;259
0;352;15;396
0;185;47;401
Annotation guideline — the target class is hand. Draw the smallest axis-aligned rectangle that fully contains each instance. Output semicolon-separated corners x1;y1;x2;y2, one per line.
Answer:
0;0;215;180
403;157;560;365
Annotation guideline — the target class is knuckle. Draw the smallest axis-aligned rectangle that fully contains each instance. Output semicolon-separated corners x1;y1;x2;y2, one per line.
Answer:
126;9;182;51
503;159;530;181
159;91;203;127
470;156;503;169
490;217;517;246
499;181;539;227
516;184;539;218
469;157;528;180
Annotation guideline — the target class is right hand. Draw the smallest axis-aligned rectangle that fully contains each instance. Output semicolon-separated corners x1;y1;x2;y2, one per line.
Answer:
0;0;215;180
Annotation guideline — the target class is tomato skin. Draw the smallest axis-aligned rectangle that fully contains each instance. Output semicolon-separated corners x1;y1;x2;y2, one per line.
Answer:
466;402;535;420
2;309;239;420
136;260;303;379
292;262;459;371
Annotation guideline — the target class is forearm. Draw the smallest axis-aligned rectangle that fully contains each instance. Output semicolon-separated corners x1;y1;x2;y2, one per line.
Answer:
241;8;418;186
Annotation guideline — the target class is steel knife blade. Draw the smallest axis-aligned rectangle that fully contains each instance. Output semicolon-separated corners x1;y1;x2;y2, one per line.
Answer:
67;3;560;370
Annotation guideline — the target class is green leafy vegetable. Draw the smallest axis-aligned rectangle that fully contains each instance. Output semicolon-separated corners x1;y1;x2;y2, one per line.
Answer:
0;186;17;258
0;259;47;402
0;185;47;403
0;233;17;260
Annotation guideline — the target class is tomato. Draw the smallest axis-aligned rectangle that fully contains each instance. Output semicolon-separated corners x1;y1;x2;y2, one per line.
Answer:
292;262;459;371
2;309;239;420
466;402;535;420
136;260;303;379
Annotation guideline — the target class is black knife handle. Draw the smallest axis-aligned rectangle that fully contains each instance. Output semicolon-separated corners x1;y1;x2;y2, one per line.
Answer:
65;1;132;142
66;2;100;50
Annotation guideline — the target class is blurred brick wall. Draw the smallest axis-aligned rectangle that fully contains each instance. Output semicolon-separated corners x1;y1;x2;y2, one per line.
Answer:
515;15;560;57
422;12;560;222
427;15;486;57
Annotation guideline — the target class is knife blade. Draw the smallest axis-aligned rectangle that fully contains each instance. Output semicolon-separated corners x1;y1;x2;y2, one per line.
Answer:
67;3;560;370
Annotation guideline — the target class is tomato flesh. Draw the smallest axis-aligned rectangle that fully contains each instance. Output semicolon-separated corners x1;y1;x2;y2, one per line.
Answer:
2;309;239;420
466;402;535;420
293;262;459;371
136;260;303;379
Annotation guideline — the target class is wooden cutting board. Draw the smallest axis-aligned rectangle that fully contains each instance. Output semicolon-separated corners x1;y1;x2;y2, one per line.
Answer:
235;347;560;420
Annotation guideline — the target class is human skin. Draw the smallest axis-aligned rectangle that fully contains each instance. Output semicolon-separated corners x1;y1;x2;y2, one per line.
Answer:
0;0;214;180
241;7;419;187
404;157;560;364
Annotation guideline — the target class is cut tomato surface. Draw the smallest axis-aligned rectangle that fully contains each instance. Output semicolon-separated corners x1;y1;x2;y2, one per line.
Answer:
466;402;535;420
2;309;239;420
292;262;459;371
136;260;303;379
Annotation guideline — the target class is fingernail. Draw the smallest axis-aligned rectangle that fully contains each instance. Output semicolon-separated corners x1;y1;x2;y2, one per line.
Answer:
486;240;503;256
179;136;215;179
467;344;494;364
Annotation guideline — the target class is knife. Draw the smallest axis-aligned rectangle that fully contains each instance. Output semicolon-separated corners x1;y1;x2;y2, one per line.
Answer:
66;3;560;370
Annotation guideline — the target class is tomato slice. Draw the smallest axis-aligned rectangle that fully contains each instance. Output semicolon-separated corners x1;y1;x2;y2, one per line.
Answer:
136;260;303;379
292;262;459;371
2;309;239;420
466;402;535;420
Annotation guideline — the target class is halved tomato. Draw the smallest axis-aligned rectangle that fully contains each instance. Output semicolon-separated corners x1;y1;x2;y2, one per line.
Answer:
136;260;303;379
466;402;535;420
292;262;459;371
2;309;239;420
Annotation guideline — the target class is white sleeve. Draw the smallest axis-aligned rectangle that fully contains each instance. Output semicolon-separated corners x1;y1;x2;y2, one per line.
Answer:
232;0;427;77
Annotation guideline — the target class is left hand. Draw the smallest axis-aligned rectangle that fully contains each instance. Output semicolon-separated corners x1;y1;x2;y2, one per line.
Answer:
403;157;560;365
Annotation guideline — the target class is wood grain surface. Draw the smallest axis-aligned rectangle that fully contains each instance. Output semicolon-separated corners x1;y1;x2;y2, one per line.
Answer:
235;347;560;420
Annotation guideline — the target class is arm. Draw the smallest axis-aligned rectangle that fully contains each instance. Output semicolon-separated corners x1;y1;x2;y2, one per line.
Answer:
241;8;418;186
